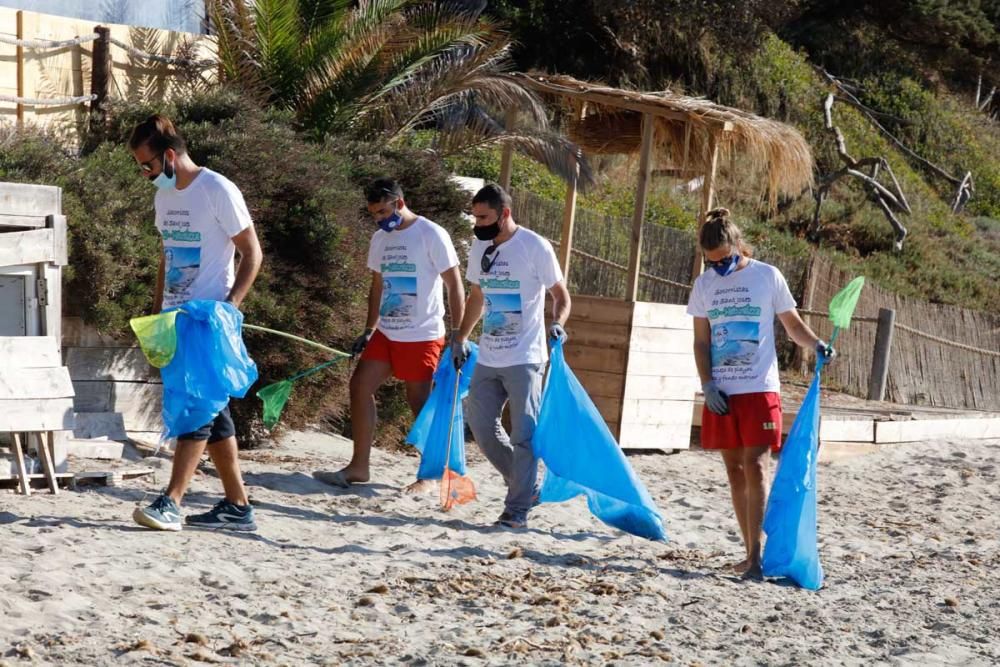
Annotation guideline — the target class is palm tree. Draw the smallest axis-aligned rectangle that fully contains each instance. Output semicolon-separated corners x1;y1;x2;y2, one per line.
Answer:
206;0;591;185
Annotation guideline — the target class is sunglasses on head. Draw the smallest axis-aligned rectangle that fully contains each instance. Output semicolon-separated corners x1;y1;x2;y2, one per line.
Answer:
480;245;499;273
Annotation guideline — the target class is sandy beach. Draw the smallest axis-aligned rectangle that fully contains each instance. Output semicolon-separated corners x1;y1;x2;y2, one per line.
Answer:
2;432;999;666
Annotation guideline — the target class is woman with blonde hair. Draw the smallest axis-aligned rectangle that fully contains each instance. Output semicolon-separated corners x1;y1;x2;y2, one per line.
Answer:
686;208;835;580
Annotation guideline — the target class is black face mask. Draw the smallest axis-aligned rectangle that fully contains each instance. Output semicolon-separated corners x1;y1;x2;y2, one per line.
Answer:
474;215;501;241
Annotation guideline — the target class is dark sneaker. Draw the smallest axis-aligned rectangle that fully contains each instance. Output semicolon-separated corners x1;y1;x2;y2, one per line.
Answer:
185;499;257;532
494;510;528;529
133;494;182;532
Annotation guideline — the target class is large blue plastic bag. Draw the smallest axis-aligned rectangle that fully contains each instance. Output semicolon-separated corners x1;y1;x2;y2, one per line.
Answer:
407;343;478;479
160;300;258;438
533;339;667;541
762;361;824;589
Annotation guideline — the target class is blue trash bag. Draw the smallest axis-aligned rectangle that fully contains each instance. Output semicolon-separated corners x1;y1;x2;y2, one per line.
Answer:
762;359;825;590
160;300;258;438
533;339;667;541
407;342;479;480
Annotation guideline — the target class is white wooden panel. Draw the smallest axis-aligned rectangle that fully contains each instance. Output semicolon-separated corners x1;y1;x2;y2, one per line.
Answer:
0;366;73;399
0;214;46;229
619;421;692;450
115;382;164;432
49;214;68;266
0;228;55;267
819;418;875;443
0;183;60;218
621;398;696;426
575;369;625;399
0;397;74;431
626;351;698;377
631;302;691;330
0;336;60;368
628;326;693;353
875;417;1000;443
624;374;698;400
64;347;158;382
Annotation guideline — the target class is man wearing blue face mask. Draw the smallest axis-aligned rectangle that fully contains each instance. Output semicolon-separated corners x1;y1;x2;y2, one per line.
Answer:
127;114;263;532
315;178;464;493
687;207;834;580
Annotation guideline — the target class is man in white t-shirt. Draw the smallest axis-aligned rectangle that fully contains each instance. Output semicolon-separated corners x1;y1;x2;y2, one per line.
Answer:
453;183;571;529
687;207;835;580
315;178;464;492
128;114;263;533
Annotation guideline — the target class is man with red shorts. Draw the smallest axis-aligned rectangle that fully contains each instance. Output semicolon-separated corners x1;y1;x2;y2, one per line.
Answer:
688;208;835;579
315;178;464;493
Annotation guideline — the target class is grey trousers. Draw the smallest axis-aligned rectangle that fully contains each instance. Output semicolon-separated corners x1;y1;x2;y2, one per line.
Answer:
466;362;545;516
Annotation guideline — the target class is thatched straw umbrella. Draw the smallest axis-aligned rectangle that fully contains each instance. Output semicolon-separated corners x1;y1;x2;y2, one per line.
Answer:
500;73;815;289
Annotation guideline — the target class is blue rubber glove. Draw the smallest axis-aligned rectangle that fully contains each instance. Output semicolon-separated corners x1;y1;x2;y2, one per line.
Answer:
815;339;837;363
548;323;568;343
702;381;729;415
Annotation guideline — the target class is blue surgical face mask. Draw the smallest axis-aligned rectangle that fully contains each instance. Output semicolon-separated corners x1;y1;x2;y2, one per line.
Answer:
709;254;741;277
152;155;176;191
377;207;403;233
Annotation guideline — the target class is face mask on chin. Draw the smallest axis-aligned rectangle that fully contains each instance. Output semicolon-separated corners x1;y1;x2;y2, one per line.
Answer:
152;155;177;191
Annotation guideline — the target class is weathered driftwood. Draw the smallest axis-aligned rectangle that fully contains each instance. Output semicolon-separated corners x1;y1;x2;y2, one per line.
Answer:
812;93;910;250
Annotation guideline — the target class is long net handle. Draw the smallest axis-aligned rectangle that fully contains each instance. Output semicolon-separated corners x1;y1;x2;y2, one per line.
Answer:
440;369;463;511
243;324;350;358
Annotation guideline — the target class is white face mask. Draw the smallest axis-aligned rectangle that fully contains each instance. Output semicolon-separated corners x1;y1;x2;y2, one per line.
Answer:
152;155;176;190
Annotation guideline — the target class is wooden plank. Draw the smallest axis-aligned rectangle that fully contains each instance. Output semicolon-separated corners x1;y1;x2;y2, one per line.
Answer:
631;302;692;330
38;432;59;494
564;344;627;374
0;228;55;267
0;335;60;367
61;438;125;460
64;347;158;382
498;108;516;190
820;418;875;443
626;351;698;377
48;214;67;266
624;374;698;401
563;294;633;325
73;412;127;441
621;398;696;426
567;321;631;350
592;395;623;423
575;369;625;399
115;382;164;432
628;326;693;353
71;381;113;412
874;417;1000;444
11;432;30;495
0;214;46;229
0;366;74;399
619;421;692;450
62;316;130;348
691;129;722;282
626;113;656;301
0;397;75;431
558;101;586;277
43;263;61;343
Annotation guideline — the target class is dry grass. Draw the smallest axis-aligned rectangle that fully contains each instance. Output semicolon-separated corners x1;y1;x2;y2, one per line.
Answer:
514;73;815;209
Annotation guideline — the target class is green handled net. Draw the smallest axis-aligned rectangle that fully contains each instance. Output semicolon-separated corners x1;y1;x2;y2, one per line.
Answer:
827;276;866;333
129;311;180;368
256;357;346;429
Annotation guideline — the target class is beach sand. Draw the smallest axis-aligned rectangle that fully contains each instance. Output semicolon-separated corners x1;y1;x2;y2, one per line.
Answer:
2;432;999;665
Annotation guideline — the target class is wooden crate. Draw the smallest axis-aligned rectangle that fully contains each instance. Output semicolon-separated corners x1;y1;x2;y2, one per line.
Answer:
560;295;698;450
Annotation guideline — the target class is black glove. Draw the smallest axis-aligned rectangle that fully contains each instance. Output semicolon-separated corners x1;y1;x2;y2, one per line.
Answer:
548;323;568;344
352;328;374;357
452;337;471;370
815;340;837;364
702;381;729;415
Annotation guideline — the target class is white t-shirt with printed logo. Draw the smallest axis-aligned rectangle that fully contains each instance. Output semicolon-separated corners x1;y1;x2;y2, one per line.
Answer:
155;168;253;310
466;227;563;368
367;216;459;342
686;259;797;396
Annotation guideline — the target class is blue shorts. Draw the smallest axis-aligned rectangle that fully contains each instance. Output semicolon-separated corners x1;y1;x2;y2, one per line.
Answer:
178;405;236;444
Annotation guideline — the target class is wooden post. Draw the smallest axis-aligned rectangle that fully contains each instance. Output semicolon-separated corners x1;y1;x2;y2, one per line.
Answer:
498;108;516;191
558;102;586;278
868;307;896;401
16;10;24;127
798;254;818;375
89;26;112;137
691;128;722;282
625;113;655;302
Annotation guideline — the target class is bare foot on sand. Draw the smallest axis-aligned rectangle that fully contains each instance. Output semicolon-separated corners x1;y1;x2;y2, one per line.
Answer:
402;479;437;495
740;562;764;582
313;466;369;488
727;558;751;575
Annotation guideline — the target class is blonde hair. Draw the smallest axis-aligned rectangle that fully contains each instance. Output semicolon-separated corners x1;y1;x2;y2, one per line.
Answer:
699;207;752;257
